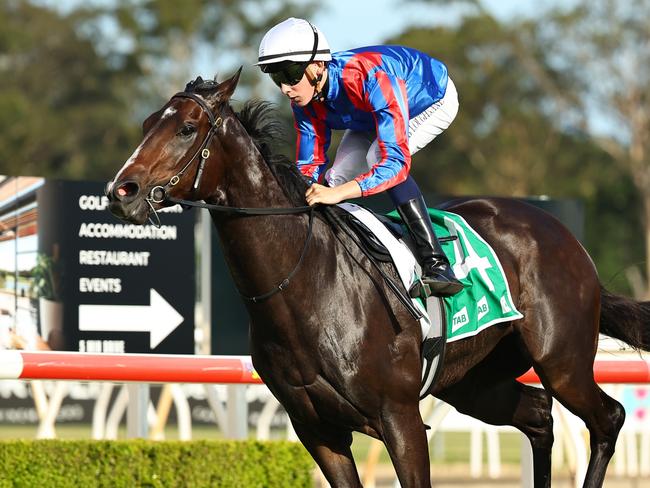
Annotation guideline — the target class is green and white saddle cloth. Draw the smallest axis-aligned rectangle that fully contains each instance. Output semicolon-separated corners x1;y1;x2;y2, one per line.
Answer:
415;207;524;341
339;203;523;397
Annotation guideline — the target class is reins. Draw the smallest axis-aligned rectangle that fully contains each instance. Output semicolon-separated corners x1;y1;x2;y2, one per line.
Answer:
146;91;421;317
165;196;312;215
166;194;420;317
141;90;317;303
240;207;315;303
163;195;314;304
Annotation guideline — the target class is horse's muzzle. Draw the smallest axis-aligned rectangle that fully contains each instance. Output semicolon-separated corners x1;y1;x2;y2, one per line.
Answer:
106;179;150;224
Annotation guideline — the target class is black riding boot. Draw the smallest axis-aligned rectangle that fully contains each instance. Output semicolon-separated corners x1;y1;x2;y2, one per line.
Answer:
397;197;463;297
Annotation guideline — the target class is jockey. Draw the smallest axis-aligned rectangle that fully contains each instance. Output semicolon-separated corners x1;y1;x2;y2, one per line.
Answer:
257;17;462;297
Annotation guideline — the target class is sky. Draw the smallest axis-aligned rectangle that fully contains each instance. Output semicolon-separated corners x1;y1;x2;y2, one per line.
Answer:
312;0;568;51
238;0;573;103
314;0;450;50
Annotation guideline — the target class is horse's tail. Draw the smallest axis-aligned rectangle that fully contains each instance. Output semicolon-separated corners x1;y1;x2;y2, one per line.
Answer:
599;286;650;351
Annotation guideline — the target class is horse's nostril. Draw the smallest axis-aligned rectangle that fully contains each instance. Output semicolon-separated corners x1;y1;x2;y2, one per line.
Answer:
113;181;140;201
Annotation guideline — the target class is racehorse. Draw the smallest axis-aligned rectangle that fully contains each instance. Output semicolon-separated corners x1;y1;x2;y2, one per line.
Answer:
106;70;650;488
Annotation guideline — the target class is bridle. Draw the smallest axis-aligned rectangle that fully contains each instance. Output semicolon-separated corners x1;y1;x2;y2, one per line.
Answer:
146;90;313;220
146;92;223;209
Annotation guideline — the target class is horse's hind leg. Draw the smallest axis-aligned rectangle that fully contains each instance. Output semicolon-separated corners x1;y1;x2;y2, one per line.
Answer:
521;300;625;485
290;419;362;487
542;369;625;487
439;376;555;488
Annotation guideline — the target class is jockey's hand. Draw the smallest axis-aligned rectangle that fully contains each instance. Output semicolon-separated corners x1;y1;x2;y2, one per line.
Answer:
305;181;362;206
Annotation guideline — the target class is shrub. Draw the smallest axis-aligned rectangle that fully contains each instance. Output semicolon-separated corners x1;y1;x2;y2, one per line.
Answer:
0;439;313;487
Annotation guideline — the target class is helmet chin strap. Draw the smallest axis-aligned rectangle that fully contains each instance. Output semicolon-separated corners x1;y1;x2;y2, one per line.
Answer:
306;66;326;102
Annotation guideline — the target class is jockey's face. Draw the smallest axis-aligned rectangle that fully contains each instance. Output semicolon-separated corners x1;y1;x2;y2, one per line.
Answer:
278;62;323;107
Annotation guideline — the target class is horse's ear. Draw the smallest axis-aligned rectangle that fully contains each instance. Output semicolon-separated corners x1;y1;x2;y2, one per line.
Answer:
214;67;242;103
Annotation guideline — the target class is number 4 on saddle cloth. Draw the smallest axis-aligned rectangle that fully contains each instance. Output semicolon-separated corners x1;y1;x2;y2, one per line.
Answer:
338;203;523;398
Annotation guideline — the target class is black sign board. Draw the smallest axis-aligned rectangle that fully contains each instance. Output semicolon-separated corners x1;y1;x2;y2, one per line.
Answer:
37;180;195;354
210;227;249;355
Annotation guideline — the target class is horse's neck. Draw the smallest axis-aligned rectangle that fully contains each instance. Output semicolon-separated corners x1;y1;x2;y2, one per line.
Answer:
208;119;308;298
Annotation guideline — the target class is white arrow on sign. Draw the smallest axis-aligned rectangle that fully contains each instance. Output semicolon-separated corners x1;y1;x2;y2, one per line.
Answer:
78;289;184;349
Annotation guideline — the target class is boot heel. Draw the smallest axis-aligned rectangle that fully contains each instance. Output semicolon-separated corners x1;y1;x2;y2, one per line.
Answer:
409;280;431;299
424;278;463;297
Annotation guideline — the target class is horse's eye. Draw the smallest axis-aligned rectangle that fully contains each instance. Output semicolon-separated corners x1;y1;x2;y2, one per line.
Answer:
178;124;196;137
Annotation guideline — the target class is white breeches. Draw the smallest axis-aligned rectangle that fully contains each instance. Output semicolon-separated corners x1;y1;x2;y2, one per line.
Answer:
325;77;459;187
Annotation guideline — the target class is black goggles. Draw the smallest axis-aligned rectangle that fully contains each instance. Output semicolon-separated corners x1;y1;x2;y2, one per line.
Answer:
266;62;308;87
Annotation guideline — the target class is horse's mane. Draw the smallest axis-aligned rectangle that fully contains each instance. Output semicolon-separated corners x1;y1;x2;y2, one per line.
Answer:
235;100;310;206
184;77;310;207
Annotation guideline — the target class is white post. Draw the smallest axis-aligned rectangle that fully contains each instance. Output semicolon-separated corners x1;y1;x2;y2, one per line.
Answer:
470;427;483;478
198;210;212;355
256;395;281;440
487;429;501;478
520;434;534;488
105;385;129;439
127;383;149;438
170;384;192;440
92;383;115;439
36;381;67;439
226;384;248;439
204;384;228;432
641;429;650;476
561;409;588;488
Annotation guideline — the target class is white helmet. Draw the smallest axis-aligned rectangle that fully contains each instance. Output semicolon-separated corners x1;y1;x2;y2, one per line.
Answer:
257;17;331;67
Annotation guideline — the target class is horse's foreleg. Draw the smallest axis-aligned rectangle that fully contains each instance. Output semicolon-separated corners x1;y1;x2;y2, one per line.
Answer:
290;418;362;488
379;403;431;487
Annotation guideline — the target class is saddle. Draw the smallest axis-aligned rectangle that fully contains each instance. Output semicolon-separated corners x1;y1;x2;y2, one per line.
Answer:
341;207;456;268
340;211;404;263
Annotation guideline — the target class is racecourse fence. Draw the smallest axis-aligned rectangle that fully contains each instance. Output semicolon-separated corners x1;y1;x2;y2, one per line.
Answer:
2;350;648;384
1;350;649;488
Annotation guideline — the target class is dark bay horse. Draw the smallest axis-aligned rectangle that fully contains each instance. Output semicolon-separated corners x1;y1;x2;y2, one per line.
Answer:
106;70;650;487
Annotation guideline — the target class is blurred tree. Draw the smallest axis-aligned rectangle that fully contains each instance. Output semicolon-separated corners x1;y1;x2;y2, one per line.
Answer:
77;0;317;109
0;0;142;179
530;0;650;296
414;0;650;294
0;0;316;179
390;5;644;293
389;18;598;196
